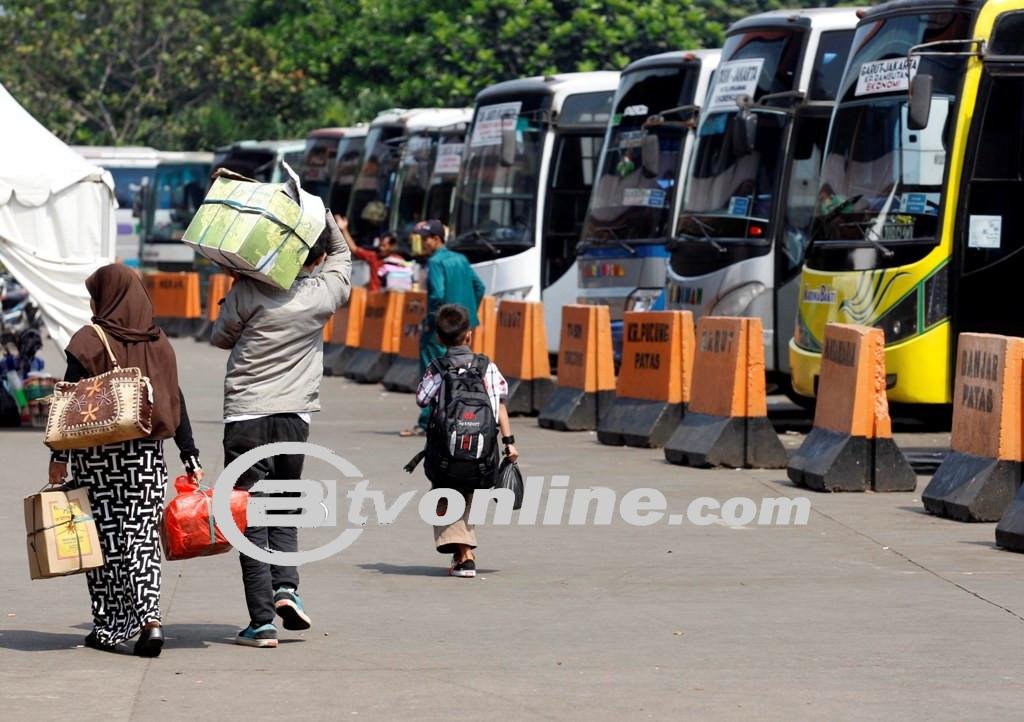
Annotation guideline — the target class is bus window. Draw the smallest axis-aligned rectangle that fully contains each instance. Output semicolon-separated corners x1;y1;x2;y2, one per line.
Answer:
545;134;600;286
809;30;855;101
782;114;830;274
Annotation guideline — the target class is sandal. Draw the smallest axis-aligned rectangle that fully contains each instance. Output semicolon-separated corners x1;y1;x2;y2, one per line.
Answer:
399;427;426;437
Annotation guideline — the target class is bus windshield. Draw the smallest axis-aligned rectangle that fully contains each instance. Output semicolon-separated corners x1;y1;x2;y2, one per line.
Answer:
301;136;341;203
807;11;971;271
582;64;699;245
452;97;548;259
145;164;209;242
328;135;365;216
390;133;435;233
348;125;403;244
424;140;464;224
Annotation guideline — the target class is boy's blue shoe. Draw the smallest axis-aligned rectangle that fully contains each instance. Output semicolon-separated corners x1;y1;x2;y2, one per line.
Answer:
236;623;278;648
274;587;312;631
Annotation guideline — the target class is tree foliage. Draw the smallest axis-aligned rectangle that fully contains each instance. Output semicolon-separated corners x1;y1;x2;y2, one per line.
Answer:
0;0;829;149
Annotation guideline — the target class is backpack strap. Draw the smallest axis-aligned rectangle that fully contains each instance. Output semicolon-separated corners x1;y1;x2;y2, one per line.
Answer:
404;448;427;474
469;353;490;376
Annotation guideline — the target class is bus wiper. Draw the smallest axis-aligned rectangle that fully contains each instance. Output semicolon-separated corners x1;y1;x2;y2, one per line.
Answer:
453;229;499;254
579;236;637;256
674;216;726;253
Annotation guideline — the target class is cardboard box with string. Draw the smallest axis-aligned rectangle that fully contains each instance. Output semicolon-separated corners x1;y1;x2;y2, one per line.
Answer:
181;163;327;290
25;486;104;579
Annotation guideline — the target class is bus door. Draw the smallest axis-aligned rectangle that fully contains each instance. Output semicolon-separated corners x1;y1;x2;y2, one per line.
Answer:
543;130;601;288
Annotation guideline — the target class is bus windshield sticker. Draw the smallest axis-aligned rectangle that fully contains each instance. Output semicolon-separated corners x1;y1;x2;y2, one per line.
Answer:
623;188;668;208
470;102;523;147
432;143;464;176
855;57;920;96
968;215;1002;249
728;196;751;216
706;59;765;113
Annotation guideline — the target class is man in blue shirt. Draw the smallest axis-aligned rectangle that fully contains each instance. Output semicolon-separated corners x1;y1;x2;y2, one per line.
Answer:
400;219;486;436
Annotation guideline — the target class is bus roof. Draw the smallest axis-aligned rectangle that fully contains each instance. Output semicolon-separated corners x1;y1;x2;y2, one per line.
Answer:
729;7;863;34
215;139;305;153
475;71;621;108
368;108;472;131
156;151;214;165
71;145;160;167
622;49;722;74
861;0;971;22
305;126;368;140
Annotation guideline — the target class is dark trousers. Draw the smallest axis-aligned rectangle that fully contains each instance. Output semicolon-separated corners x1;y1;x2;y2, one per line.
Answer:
223;413;309;626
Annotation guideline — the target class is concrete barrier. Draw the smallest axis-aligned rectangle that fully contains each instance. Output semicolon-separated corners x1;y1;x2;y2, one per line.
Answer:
664;316;786;468
471;296;497;359
324;286;367;377
597;310;694;448
996;484;1024;552
923;333;1024;521
144;272;202;337
494;300;554;415
381;291;427;393
538;304;615;431
343;290;402;383
194;273;233;342
787;324;915;492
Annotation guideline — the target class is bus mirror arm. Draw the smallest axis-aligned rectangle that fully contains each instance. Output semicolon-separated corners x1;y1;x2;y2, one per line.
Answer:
908;74;933;131
500;123;517;167
641;134;661;177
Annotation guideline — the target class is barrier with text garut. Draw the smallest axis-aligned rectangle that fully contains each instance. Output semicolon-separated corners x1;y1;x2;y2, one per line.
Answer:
324;286;366;376
381;291;427;393
194;273;232;342
923;333;1024;521
144;272;202;338
343;290;402;383
597;310;694;448
538;304;616;431
494;300;554;415
664;316;787;468
787;323;915;492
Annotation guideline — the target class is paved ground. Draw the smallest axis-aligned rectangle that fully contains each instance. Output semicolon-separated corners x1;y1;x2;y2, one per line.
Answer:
0;339;1021;721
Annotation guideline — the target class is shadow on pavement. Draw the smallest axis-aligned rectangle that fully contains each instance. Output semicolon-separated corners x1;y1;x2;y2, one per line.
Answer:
0;630;85;651
357;563;499;577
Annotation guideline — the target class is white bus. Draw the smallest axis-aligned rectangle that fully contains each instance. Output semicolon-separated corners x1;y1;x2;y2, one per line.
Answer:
450;72;620;350
138;151;213;270
665;9;859;388
72;145;160;265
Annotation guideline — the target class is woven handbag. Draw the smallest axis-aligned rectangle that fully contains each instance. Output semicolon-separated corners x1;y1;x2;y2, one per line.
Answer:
44;325;154;450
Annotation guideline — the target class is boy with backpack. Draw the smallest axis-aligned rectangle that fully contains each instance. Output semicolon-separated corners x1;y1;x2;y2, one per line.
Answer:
409;303;518;578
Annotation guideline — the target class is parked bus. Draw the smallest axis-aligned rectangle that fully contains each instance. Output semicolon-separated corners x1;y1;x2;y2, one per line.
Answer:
138;151;213;270
299;127;365;205
576;50;721;351
72;145;160;265
212;139;306;184
451;72;620;350
388;109;472;251
665;9;859;388
325;128;368;214
791;0;1024;405
345;109;469;246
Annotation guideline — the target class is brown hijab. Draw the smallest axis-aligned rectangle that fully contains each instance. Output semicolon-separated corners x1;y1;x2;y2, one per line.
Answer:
65;264;181;439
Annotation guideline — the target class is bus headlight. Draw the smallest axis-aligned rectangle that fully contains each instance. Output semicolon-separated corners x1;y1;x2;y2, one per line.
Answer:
710;282;766;317
873;291;918;344
625;288;664;312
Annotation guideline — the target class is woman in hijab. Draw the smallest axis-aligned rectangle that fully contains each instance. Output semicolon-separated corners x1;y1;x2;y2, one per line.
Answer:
47;264;201;658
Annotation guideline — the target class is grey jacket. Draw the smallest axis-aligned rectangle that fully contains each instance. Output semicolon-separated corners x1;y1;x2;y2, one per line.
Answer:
211;215;352;418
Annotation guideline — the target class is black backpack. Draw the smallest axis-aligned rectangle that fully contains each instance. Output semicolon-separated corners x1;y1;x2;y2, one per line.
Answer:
405;354;499;488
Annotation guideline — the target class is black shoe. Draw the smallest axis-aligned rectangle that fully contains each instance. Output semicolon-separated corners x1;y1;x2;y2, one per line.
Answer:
84;631;117;653
450;558;476;578
133;625;164;658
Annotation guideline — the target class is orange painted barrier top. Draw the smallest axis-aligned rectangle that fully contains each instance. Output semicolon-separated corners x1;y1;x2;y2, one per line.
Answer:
330;286;367;348
814;323;892;439
359;290;403;353
689;316;767;418
950;333;1024;461
206;274;233;322
556;305;615;393
145;272;201;319
494;300;551;381
616;310;694;403
397;291;427;360
471;296;497;359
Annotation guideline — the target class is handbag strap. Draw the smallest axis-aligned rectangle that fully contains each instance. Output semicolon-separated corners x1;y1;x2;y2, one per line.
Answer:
90;325;121;369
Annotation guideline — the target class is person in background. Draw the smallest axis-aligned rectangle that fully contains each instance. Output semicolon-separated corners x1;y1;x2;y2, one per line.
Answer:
414;304;519;576
212;212;351;649
400;219;485;437
335;214;413;291
47;264;202;658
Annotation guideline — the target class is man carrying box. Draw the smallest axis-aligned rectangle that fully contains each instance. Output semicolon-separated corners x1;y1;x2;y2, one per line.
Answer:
212;211;351;648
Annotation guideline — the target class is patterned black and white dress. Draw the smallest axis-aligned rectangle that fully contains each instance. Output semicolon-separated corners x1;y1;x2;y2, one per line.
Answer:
70;439;168;646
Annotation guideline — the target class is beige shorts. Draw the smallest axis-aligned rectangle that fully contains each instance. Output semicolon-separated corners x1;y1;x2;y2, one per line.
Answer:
434;491;477;554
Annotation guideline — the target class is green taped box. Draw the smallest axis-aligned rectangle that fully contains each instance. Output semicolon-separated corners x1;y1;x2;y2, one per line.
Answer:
182;174;326;290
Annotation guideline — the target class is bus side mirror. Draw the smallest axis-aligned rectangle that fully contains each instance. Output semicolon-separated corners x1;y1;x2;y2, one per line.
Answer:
641;133;660;176
908;73;933;131
500;123;517;167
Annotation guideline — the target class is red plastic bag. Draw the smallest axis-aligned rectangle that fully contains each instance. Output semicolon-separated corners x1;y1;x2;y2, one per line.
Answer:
161;475;247;561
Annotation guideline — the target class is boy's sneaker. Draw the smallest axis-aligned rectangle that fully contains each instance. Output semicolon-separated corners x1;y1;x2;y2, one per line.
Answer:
236;623;278;648
274;587;312;631
450;558;476;578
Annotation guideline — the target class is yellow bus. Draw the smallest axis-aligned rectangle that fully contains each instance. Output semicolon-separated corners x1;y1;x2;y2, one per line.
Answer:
791;0;1024;405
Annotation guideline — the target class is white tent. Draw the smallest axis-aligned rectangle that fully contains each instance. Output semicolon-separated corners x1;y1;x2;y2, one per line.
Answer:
0;82;116;349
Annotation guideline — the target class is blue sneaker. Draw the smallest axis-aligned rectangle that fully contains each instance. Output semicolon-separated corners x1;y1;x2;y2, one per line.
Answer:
274;587;312;631
236;623;278;648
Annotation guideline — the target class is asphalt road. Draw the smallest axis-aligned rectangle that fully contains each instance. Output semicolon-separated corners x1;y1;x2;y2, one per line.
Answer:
0;339;1020;721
